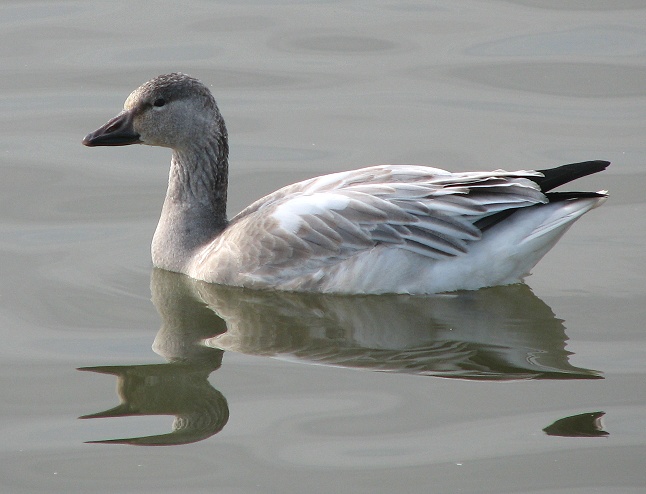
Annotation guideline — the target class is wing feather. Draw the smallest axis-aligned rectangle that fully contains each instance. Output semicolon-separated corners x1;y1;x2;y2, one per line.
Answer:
224;165;549;277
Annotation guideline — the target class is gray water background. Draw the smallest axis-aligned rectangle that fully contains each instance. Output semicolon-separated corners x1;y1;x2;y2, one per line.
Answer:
1;0;645;492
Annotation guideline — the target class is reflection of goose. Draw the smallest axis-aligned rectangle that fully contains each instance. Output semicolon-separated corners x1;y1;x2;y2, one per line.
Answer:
79;270;229;446
83;72;608;294
79;362;228;446
80;269;600;446
189;272;598;380
543;411;608;437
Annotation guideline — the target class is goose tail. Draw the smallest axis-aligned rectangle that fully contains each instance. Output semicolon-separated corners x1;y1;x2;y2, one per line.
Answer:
534;160;610;193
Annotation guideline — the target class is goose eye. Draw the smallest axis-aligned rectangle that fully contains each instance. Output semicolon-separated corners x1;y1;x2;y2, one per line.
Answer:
153;98;166;107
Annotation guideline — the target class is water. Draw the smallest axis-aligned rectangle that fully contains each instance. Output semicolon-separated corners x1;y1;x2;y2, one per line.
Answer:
1;0;645;492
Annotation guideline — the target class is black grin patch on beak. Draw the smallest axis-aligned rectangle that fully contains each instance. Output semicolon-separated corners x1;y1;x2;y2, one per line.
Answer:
83;110;142;147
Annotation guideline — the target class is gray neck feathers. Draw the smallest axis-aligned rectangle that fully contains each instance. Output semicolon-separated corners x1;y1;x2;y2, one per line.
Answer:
152;133;229;273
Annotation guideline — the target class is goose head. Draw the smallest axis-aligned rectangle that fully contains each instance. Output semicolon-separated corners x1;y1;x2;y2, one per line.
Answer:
83;73;227;153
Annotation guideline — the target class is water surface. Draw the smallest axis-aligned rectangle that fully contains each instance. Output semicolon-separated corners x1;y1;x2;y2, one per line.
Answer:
1;1;645;492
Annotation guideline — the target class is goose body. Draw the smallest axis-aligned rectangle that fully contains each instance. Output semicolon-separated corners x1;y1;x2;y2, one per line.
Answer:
83;73;608;294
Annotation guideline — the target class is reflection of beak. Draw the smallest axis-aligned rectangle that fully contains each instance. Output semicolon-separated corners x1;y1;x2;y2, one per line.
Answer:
82;109;141;147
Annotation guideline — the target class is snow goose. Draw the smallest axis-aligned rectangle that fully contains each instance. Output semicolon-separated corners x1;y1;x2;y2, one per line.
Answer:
83;73;608;294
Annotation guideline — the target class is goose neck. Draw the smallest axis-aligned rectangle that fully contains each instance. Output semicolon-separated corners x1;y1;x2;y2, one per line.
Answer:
152;137;229;273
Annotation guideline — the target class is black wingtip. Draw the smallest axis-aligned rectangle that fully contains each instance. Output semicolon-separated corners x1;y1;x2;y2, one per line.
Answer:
535;160;610;193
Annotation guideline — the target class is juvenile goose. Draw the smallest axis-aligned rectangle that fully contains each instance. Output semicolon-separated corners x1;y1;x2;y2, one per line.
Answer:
83;73;608;294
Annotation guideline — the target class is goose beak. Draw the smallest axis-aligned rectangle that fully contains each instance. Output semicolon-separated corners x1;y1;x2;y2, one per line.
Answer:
83;109;141;147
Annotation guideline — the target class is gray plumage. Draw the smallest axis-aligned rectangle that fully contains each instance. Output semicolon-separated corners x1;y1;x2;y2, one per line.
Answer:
83;73;608;294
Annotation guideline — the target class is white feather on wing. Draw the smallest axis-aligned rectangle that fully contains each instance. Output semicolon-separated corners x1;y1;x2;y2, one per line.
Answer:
223;165;548;278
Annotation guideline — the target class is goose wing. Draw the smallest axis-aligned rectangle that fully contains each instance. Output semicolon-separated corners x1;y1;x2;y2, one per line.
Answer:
221;165;547;277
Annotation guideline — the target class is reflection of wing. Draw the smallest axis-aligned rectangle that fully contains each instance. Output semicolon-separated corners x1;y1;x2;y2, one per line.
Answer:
195;280;600;381
193;165;558;291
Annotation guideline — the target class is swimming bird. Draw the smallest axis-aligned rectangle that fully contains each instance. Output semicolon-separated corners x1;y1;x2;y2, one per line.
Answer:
83;73;608;294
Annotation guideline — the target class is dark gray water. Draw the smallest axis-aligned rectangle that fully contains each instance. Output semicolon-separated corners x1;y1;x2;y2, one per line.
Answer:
1;1;645;492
